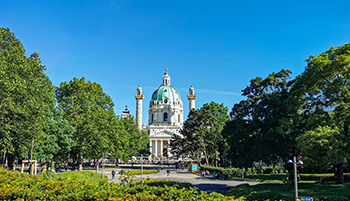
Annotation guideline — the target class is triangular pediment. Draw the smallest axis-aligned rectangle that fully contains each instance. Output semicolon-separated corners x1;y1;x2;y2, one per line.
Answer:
150;130;178;138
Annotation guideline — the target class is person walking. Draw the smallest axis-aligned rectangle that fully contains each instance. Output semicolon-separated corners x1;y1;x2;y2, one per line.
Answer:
111;170;116;180
167;169;170;176
161;166;164;173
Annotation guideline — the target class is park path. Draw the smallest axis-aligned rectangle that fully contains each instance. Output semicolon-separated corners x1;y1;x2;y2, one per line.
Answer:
95;164;261;195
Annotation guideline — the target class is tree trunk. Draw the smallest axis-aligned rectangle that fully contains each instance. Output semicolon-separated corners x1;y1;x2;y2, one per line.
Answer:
71;158;76;171
7;153;17;171
78;156;83;171
335;162;344;184
196;153;201;166
30;136;35;160
204;150;209;166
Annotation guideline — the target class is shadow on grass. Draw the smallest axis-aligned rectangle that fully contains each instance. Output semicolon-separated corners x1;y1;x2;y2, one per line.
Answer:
193;183;233;195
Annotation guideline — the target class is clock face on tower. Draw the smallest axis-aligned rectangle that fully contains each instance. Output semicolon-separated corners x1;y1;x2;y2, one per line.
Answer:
164;99;168;103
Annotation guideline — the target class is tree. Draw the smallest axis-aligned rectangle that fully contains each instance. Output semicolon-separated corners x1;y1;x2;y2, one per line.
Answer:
35;107;74;162
171;102;229;166
297;42;350;184
56;77;115;170
224;70;304;167
297;126;349;174
112;116;149;162
0;28;56;169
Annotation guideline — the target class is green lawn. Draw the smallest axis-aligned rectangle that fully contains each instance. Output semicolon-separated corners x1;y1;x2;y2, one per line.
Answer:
227;183;350;200
229;173;350;184
127;169;158;175
47;170;108;183
229;174;287;183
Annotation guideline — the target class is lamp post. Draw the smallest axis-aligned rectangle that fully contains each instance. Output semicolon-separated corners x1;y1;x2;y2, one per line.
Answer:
288;156;303;201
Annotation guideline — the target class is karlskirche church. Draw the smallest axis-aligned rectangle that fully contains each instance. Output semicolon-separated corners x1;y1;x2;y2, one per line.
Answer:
134;68;196;159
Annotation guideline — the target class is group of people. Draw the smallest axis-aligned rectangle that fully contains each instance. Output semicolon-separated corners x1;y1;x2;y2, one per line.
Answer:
201;170;210;177
175;161;189;171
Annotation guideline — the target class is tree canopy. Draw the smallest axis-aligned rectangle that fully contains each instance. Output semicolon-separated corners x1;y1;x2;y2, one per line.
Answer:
297;126;349;172
56;77;116;170
295;42;350;183
224;70;304;167
0;27;57;169
171;102;229;166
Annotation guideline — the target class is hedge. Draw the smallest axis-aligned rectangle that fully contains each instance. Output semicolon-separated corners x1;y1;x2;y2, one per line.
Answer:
200;165;286;177
0;169;245;200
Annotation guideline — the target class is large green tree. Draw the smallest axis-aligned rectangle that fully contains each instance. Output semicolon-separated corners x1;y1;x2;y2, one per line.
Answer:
35;107;74;162
224;70;305;167
171;102;229;166
0;28;56;169
56;77;116;170
118;116;149;161
297;126;349;174
297;42;350;184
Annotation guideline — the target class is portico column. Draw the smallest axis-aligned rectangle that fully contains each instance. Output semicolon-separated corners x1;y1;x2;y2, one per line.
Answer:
155;140;158;158
149;140;152;157
160;140;163;157
167;140;170;157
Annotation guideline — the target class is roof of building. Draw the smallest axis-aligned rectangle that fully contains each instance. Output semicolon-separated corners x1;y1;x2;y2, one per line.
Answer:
151;85;181;103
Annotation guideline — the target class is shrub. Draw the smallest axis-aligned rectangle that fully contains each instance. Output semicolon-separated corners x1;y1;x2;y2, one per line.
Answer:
200;165;285;178
0;169;245;200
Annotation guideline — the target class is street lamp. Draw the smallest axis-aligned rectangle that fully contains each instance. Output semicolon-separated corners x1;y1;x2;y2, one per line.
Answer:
287;156;303;201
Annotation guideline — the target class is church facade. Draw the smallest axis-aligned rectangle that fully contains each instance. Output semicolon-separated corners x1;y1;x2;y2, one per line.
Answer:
135;68;196;159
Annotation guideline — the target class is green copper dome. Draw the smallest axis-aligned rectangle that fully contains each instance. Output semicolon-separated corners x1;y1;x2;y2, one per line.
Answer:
151;85;181;103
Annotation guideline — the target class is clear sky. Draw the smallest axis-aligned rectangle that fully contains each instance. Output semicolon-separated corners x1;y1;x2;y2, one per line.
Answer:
2;1;350;124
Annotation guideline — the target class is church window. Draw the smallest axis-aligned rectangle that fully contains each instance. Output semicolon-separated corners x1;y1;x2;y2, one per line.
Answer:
164;99;168;104
165;80;168;85
163;112;168;121
178;114;180;122
152;114;154;122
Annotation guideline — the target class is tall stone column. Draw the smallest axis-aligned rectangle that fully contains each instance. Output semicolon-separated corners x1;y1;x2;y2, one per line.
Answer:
187;86;196;111
160;140;163;157
135;85;144;130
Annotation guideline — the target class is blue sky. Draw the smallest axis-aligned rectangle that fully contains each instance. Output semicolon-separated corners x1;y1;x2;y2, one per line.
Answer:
2;1;350;125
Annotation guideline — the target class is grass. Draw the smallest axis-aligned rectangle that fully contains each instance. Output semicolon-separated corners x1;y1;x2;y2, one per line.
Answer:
128;169;158;175
119;169;159;175
227;183;350;200
228;173;350;183
48;170;107;183
226;172;350;200
229;174;287;183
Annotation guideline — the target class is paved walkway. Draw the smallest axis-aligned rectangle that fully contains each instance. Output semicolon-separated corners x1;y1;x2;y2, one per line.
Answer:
95;164;261;195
